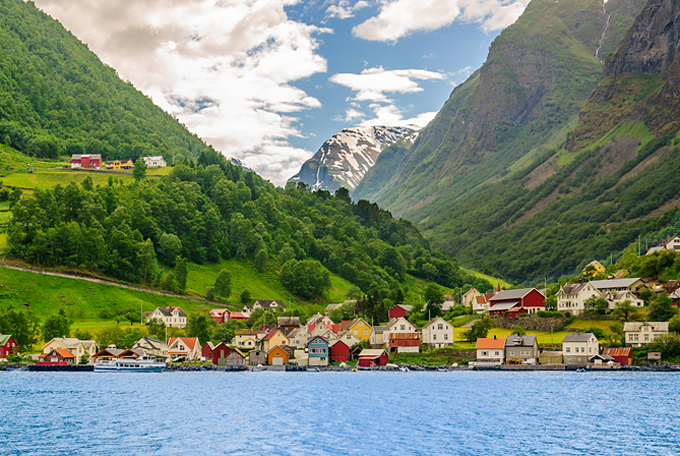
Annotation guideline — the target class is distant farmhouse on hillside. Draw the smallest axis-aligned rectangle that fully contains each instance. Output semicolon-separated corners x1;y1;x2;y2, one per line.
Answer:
143;156;167;168
71;154;102;169
647;236;680;255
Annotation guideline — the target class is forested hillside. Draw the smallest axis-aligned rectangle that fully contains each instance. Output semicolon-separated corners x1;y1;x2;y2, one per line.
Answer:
6;150;493;320
0;0;207;161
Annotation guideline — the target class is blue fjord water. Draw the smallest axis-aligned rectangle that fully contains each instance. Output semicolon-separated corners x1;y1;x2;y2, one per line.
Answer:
1;370;678;455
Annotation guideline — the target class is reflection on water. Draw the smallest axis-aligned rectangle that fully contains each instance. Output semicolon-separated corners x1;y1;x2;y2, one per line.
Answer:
1;371;678;455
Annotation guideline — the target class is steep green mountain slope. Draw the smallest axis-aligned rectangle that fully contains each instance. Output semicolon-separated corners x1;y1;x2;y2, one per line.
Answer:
0;0;206;161
354;0;645;213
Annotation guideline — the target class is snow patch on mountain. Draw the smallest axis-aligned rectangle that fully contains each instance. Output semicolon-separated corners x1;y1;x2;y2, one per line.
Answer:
288;125;419;192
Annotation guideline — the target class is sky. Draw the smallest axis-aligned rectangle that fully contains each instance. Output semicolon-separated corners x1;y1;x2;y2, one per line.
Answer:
33;0;530;186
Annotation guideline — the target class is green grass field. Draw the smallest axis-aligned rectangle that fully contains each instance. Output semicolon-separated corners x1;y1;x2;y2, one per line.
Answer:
460;267;511;289
2;168;137;190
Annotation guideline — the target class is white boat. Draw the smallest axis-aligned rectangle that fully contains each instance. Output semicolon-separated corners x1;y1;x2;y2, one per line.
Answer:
94;355;166;373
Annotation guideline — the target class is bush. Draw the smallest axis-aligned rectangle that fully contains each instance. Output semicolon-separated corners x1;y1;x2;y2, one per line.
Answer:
536;310;563;318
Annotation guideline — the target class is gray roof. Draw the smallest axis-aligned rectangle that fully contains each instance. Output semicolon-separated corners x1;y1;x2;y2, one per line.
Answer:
563;333;597;343
358;349;387;357
325;303;343;312
623;322;669;332
505;335;537;347
559;283;590;295
540;351;563;357
372;326;385;334
490;301;520;311
590;278;641;290
156;307;186;317
254;300;286;310
490;288;537;301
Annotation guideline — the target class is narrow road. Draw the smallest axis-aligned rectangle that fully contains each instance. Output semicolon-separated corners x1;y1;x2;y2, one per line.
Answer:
1;261;239;309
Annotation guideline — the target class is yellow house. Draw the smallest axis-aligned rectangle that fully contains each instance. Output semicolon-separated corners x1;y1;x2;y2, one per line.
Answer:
262;329;289;351
121;159;135;169
343;318;372;343
583;260;606;277
105;160;122;170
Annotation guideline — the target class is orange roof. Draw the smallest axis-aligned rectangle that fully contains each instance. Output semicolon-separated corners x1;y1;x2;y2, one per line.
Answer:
40;348;75;359
476;338;506;349
603;347;632;357
168;337;198;350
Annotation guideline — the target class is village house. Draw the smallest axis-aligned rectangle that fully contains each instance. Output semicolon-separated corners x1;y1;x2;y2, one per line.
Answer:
562;333;599;365
341;318;372;343
591;278;646;295
211;342;230;365
210;309;229;324
603;347;633;365
475;337;506;365
504;335;539;364
133;336;167;358
167;337;201;360
309;324;337;341
287;327;310;349
624;321;669;347
93;347;124;360
0;335;18;359
71;154;102;169
336;330;362;348
583;260;606;277
261;329;289;351
646;236;680;255
307;313;334;327
248;349;267;366
370;326;385;346
473;292;496;313
202;342;215;359
357;349;388;367
38;348;76;365
142;156;167;168
382;317;420;353
421;317;454;348
601;290;645;310
329;339;350;363
232;330;264;349
538;351;564;365
147;306;187;328
307;336;329;367
442;295;456;312
382;317;418;344
556;282;601;315
267;345;288;365
243;300;286;317
226;347;246;367
463;288;483;307
42;337;99;363
489;288;545;317
388;304;413;319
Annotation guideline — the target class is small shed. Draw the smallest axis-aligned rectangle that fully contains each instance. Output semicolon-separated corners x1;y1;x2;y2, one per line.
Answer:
648;352;662;361
357;349;388;367
248;349;267;366
330;339;350;363
603;347;633;366
388;305;413;319
212;342;231;365
0;335;18;358
268;346;288;365
202;342;215;359
539;350;563;365
589;354;615;365
226;348;246;367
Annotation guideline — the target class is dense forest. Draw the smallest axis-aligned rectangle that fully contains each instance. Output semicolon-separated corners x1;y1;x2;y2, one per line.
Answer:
0;0;207;161
6;150;493;317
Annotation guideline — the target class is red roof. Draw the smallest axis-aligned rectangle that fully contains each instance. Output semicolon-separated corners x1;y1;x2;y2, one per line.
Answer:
340;320;352;330
603;347;632;357
476;338;506;349
210;309;228;317
263;329;284;341
228;312;248;320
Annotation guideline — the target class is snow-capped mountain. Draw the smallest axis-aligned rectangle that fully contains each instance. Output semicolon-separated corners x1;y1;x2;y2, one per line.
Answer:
288;126;419;192
229;157;254;173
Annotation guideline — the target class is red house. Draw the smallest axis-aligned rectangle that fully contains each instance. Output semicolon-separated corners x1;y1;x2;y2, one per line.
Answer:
489;288;545;317
71;154;102;169
388;304;413;319
603;347;633;366
357;349;388;367
212;342;231;365
210;309;228;324
0;335;18;358
202;342;215;359
329;339;350;363
37;348;75;365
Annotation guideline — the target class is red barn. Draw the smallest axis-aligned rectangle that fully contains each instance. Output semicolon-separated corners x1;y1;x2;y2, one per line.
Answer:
212;342;231;365
489;288;545;317
388;304;413;319
330;339;350;363
210;309;228;324
603;347;633;366
71;154;102;169
357;349;388;367
0;335;18;358
37;348;75;365
202;342;215;359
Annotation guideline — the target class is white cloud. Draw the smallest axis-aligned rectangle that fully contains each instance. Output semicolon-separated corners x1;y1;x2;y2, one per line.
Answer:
359;105;437;128
325;0;369;19
330;66;445;102
34;0;330;186
353;0;530;42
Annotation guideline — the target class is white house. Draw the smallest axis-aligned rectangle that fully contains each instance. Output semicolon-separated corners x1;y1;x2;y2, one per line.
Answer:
307;313;334;327
562;333;599;365
646;236;680;255
556;282;600;315
602;290;645;310
442;295;456;312
421;317;454;348
370;326;385;346
232;330;265;349
132;336;167;358
590;278;646;295
336;330;362;348
167;337;201;360
475;337;506;365
624;321;669;347
463;288;483;307
42;338;99;362
287;327;310;349
382;317;420;353
473;294;493;313
147;306;187;328
142;156;167;168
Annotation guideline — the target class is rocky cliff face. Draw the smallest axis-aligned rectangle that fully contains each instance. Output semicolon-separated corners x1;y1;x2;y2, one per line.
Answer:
288;126;419;192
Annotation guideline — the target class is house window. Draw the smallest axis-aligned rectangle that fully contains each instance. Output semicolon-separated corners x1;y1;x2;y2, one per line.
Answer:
444;334;448;340
482;351;488;356
433;335;437;340
438;324;443;330
495;351;499;356
644;334;649;341
364;330;368;335
400;325;405;330
354;330;358;336
566;347;571;353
